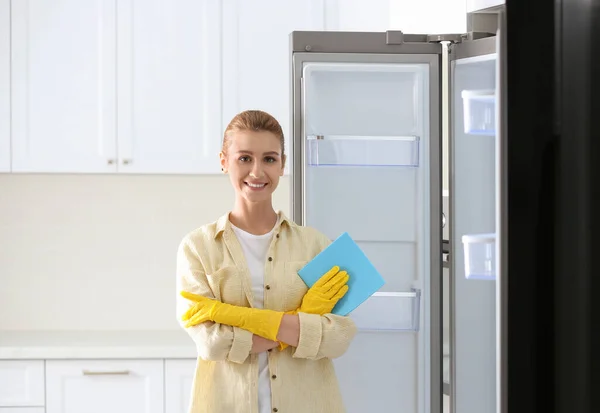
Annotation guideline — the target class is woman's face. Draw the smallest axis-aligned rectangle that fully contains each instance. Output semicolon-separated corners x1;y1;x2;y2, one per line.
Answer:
220;130;285;204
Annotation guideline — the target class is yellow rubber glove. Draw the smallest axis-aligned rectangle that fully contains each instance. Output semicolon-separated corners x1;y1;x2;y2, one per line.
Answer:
298;265;349;315
279;265;350;350
180;291;284;342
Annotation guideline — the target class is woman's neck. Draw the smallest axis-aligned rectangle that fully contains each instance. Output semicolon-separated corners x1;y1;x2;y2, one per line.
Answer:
229;200;278;235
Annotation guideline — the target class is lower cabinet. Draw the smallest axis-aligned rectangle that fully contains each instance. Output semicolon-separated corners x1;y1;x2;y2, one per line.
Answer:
165;359;197;413
0;358;198;413
46;360;164;413
0;360;45;407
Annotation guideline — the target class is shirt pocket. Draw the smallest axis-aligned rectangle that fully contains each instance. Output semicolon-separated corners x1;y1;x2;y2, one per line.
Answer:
206;265;247;307
283;261;309;311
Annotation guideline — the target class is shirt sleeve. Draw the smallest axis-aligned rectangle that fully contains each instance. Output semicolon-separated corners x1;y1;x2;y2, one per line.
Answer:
292;312;357;360
176;237;253;364
291;229;357;360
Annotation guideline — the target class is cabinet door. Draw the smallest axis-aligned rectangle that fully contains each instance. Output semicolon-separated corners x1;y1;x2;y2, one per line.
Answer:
46;360;163;413
116;0;222;174
165;359;197;413
11;0;117;173
222;0;326;163
0;0;9;172
0;360;45;407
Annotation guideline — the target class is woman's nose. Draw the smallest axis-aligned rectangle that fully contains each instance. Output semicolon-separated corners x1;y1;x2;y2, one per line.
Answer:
250;163;263;178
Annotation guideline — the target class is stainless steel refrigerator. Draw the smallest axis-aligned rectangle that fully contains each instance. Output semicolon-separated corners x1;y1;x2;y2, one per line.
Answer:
288;8;507;413
288;0;599;411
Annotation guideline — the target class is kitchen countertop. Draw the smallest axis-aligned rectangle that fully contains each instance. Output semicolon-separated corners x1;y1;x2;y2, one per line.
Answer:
0;330;197;360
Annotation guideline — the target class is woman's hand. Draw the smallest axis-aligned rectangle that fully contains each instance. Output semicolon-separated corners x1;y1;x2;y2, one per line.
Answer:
297;265;349;315
278;266;349;351
251;335;279;354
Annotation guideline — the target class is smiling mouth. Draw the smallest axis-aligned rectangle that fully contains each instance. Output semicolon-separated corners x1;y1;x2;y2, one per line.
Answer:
245;182;267;189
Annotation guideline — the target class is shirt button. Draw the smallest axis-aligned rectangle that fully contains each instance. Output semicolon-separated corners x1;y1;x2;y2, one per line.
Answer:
268;257;273;262
273;409;278;412
271;374;277;379
276;234;280;238
265;285;271;290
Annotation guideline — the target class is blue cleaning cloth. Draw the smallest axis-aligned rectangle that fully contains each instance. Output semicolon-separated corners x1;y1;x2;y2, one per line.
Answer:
298;232;385;315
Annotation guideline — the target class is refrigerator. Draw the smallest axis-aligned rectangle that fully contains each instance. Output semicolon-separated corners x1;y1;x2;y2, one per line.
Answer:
288;7;507;413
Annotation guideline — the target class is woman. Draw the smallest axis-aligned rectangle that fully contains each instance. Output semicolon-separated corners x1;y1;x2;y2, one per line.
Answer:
176;110;357;413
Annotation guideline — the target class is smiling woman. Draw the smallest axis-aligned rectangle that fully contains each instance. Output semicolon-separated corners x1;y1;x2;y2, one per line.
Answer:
175;110;357;413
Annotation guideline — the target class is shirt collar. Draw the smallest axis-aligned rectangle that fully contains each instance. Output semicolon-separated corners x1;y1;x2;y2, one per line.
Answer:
214;210;291;239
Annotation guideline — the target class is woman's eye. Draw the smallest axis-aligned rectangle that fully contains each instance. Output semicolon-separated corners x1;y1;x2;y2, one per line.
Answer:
239;156;250;162
264;157;276;163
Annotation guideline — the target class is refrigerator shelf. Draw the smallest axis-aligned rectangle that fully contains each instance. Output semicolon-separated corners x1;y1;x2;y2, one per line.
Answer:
461;89;496;136
306;134;420;167
462;233;496;280
350;290;421;332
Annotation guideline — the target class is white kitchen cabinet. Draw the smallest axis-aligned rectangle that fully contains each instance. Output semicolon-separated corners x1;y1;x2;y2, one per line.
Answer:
10;0;223;175
0;409;45;413
0;360;45;407
45;360;163;413
0;0;9;173
11;0;118;173
116;0;222;174
221;0;326;156
165;359;197;413
221;0;393;165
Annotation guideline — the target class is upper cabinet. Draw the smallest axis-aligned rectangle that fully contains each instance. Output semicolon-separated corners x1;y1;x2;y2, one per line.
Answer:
115;0;222;174
0;0;11;172
221;0;393;164
6;0;395;175
11;0;118;173
221;0;326;156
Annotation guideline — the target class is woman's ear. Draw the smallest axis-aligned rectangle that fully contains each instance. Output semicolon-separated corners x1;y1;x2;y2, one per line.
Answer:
219;152;228;173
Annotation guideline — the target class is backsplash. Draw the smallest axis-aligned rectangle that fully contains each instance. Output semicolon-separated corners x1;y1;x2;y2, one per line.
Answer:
0;174;290;331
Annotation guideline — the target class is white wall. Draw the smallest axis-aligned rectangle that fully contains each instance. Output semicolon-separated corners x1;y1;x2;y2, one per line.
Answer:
389;0;466;34
0;174;290;331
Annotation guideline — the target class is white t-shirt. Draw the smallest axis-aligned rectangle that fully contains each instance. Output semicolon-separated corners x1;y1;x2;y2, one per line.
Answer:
231;223;274;413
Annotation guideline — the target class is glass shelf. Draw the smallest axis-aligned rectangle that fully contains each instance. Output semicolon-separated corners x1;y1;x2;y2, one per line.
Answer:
306;135;420;167
350;290;421;331
462;233;496;280
461;89;496;136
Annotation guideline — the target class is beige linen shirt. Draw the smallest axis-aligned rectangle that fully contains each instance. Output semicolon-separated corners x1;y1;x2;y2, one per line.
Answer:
176;211;357;413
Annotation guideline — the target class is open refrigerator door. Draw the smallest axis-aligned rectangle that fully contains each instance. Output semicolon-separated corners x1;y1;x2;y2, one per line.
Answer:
290;31;443;413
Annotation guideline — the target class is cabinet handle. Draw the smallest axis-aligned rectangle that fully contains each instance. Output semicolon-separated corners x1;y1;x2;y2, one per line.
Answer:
82;369;130;376
122;159;132;165
107;159;115;165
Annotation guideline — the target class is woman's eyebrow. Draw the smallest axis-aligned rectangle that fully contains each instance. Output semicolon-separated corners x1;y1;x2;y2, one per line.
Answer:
236;150;280;156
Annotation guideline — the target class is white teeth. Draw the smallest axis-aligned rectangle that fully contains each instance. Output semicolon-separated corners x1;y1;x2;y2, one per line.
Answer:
247;182;266;188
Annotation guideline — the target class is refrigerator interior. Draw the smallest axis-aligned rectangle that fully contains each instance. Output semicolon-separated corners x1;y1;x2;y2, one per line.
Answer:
451;51;497;413
301;58;434;413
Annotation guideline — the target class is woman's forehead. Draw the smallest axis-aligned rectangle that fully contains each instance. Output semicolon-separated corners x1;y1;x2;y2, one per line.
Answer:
228;130;281;152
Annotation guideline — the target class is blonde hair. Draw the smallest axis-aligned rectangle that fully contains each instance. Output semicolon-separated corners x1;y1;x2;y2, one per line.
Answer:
222;110;285;157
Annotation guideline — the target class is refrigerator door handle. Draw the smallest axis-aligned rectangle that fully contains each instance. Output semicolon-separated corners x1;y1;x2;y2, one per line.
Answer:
495;9;508;413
